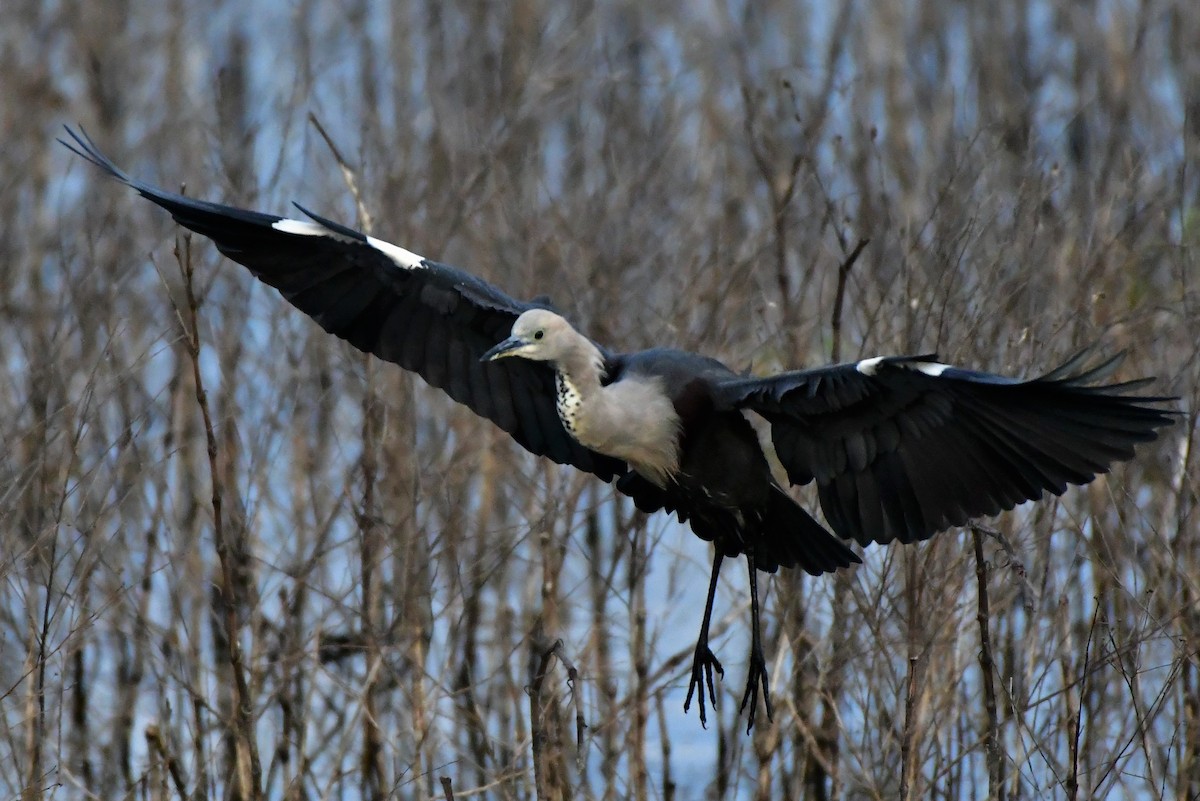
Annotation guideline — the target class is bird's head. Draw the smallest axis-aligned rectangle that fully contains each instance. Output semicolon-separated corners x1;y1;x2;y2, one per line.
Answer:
481;309;576;364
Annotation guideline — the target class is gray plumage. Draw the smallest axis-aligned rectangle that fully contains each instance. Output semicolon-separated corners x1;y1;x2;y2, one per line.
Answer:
61;126;1176;733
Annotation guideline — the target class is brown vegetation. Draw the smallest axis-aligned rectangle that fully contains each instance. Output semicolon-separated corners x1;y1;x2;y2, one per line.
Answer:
2;1;1197;799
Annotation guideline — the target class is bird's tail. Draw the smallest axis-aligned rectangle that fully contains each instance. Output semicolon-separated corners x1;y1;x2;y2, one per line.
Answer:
756;486;860;575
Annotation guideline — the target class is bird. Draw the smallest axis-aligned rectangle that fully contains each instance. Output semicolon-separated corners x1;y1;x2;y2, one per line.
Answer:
61;126;1175;732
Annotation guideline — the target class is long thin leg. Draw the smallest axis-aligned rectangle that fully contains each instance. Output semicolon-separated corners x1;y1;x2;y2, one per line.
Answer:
739;548;773;732
684;551;725;727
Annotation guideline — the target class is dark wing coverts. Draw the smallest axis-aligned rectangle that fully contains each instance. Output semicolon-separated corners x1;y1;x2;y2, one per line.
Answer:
61;127;622;481
716;352;1174;546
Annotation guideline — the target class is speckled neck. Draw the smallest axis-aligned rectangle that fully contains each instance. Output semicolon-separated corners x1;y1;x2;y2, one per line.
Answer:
552;334;604;441
555;373;583;436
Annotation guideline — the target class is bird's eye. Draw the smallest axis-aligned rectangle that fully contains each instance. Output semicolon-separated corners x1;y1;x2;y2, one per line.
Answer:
534;330;544;340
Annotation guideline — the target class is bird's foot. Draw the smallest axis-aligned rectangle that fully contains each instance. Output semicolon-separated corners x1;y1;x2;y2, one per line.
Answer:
683;642;724;728
738;643;773;733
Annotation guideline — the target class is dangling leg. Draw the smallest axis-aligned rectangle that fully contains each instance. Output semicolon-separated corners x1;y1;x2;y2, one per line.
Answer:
684;551;725;727
739;548;773;732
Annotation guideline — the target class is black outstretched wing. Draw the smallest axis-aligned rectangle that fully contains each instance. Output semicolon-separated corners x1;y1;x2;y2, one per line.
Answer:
714;350;1175;546
61;127;625;481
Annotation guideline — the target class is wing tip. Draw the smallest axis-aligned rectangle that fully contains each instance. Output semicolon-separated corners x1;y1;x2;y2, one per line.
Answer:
59;124;133;186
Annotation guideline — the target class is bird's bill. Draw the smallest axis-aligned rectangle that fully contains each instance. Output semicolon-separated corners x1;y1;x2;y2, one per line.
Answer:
481;336;528;362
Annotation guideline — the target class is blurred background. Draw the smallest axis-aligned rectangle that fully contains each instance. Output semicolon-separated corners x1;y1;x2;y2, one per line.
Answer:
2;0;1197;799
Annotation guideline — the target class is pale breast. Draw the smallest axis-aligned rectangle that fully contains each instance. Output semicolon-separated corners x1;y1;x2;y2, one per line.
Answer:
556;372;681;486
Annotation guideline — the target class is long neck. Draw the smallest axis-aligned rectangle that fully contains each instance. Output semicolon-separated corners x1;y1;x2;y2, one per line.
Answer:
555;332;606;397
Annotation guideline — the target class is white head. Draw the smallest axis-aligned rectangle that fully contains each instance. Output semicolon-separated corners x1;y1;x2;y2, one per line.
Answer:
481;309;580;364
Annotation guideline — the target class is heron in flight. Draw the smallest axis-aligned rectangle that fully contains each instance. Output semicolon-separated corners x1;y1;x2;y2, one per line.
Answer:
61;127;1174;731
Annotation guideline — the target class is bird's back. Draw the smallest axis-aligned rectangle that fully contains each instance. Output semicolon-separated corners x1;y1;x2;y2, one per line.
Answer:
612;349;736;409
615;348;733;379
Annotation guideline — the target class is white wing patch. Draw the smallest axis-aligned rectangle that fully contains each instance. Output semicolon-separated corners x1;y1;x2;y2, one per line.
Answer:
912;361;950;377
271;218;427;270
857;356;952;378
271;218;353;240
366;235;425;270
856;356;885;376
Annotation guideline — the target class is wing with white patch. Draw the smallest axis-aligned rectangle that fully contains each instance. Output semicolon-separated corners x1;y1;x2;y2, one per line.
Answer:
61;127;624;481
714;351;1175;546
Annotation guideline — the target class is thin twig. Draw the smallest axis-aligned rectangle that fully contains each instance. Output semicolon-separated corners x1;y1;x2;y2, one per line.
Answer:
308;112;373;233
900;654;921;801
552;642;587;758
655;695;675;801
528;640;559;801
830;238;870;363
145;725;188;801
1064;603;1101;801
527;639;586;799
171;233;263;801
972;523;1034;619
972;528;1004;801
